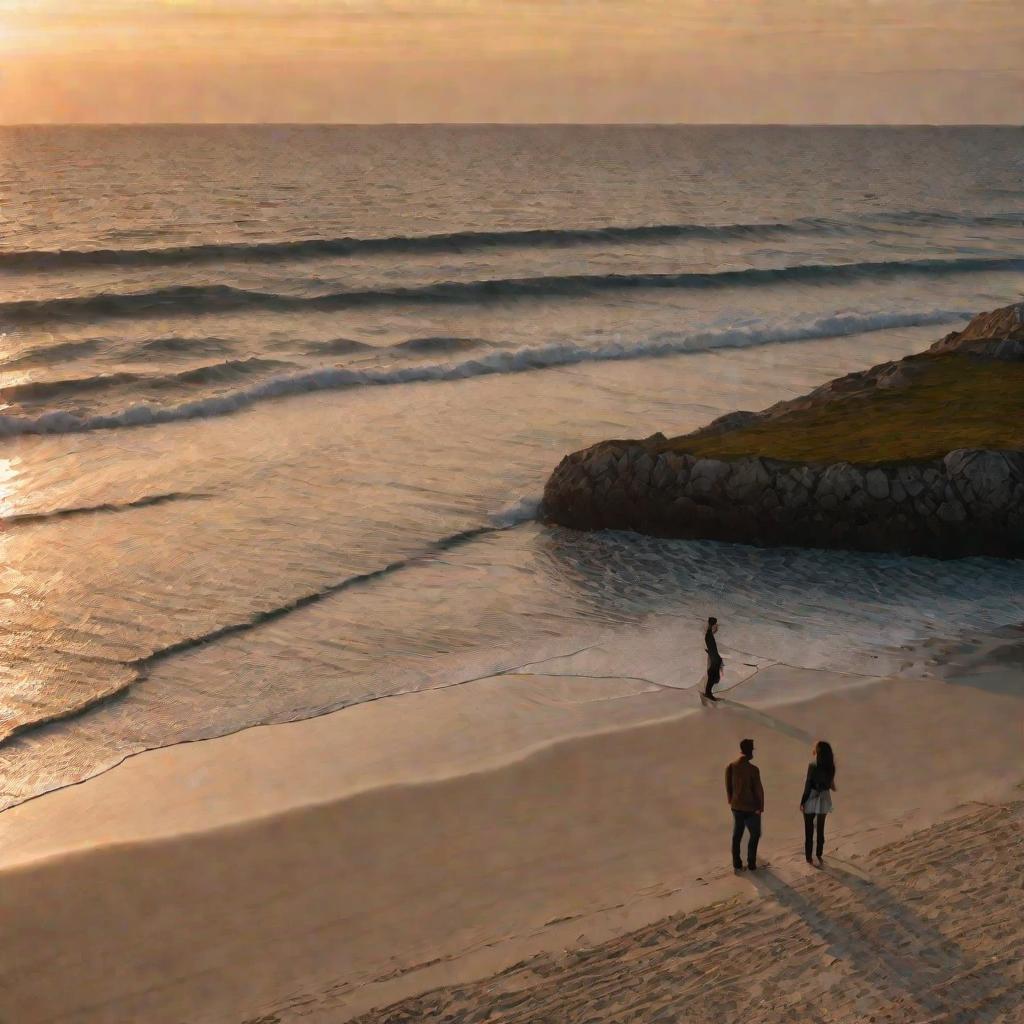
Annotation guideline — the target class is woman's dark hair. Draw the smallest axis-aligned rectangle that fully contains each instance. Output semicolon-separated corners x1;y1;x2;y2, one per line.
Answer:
707;616;717;627
813;740;836;789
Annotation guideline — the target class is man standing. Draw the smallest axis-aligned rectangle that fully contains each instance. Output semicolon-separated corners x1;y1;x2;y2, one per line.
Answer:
726;738;764;871
704;616;723;700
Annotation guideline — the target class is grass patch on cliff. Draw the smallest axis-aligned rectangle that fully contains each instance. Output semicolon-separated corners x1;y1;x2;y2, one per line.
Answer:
672;354;1024;464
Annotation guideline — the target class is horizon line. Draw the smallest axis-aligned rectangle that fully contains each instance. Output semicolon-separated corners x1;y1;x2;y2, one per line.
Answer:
1;121;1022;129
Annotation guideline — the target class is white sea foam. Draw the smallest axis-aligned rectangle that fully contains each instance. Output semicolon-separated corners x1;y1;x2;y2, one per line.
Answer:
0;308;968;438
490;496;543;527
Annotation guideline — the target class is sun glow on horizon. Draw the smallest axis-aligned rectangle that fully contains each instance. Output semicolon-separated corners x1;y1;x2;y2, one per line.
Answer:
1;1;1022;124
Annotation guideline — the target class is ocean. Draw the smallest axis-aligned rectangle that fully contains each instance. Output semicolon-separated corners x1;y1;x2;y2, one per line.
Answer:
1;124;1023;807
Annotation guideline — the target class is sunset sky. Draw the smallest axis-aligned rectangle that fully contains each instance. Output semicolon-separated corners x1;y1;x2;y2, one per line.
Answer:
1;0;1021;124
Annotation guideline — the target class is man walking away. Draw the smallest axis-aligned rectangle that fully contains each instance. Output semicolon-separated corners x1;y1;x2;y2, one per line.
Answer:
704;616;723;700
726;737;764;871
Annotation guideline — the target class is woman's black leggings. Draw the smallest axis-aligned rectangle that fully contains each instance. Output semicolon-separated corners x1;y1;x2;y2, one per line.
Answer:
804;812;827;860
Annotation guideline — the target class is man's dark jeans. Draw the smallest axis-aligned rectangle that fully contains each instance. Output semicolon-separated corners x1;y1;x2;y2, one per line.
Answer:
732;809;761;868
704;660;722;699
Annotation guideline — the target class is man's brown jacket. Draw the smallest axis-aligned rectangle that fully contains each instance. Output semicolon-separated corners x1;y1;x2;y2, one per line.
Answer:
726;756;764;813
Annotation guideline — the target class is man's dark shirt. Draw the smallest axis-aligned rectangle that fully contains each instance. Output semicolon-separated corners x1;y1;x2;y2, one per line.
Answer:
705;628;722;668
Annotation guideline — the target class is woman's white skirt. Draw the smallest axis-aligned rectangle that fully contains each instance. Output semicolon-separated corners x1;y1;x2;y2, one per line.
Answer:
804;790;833;815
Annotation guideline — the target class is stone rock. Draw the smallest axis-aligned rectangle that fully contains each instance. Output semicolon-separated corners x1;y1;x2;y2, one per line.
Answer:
930;302;1024;354
689;458;730;498
587;449;617;478
651;455;675;490
672;453;696;481
865;469;889;501
631;452;654;488
725;458;770;502
945;449;1023;508
791;465;820;492
846;488;871;515
875;363;917;390
896;465;925;498
984;337;1024;361
937;499;967;524
815;463;861;503
777;472;810;508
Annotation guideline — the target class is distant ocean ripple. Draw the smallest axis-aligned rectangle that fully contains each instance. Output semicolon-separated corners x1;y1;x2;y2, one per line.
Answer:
2;208;1021;270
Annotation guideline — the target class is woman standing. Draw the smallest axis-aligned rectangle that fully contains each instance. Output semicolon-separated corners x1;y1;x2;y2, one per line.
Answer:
800;740;836;865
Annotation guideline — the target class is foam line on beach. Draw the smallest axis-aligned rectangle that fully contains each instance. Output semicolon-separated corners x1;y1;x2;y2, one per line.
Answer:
0;308;968;437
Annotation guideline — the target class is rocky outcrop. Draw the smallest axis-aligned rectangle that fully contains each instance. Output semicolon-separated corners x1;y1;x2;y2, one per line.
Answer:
543;445;1024;558
929;301;1024;360
542;304;1024;559
687;301;1024;442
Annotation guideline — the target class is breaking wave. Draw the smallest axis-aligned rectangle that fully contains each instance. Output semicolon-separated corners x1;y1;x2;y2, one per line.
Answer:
0;358;294;405
0;308;967;437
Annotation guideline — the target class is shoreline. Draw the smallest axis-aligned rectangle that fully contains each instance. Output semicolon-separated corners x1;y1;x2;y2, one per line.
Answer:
0;641;1021;1022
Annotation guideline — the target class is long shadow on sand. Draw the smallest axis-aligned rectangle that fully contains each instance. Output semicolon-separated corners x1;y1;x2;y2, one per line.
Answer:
749;862;1015;1022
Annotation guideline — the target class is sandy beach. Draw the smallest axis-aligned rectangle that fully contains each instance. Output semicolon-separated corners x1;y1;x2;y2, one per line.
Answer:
0;636;1021;1024
355;798;1024;1024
